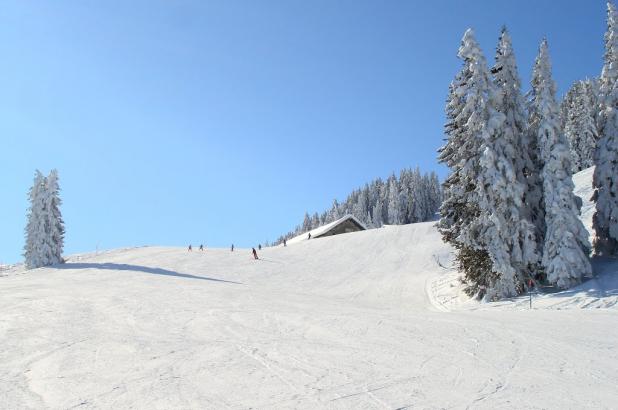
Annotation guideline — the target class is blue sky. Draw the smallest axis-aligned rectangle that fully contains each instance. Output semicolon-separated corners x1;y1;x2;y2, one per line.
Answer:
0;0;606;263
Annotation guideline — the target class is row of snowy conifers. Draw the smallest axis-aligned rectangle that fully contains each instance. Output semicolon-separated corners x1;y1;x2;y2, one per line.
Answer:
275;168;442;245
439;3;618;301
23;170;65;269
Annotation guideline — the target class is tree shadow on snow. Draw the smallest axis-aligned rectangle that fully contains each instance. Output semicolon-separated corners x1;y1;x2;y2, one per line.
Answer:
537;256;618;299
54;263;242;284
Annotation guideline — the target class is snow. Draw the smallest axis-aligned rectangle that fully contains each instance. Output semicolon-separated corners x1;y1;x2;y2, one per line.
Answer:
573;165;596;244
1;169;617;408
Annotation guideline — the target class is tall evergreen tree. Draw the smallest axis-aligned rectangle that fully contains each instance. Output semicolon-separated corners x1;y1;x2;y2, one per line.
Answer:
438;71;471;246
531;40;591;288
524;50;549;248
491;27;539;286
458;29;536;298
562;80;599;172
593;2;618;255
439;29;510;298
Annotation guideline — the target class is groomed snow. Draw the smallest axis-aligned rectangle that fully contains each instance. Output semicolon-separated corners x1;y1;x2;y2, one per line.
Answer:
1;168;617;409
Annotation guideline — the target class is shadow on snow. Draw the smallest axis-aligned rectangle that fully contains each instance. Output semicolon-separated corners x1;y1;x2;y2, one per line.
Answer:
54;262;242;284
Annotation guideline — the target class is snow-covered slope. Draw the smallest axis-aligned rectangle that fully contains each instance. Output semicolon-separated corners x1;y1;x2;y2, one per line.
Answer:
1;167;617;409
573;166;596;244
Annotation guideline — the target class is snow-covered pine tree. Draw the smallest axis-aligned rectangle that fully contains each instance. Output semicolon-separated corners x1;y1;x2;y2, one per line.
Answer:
386;175;401;224
439;29;500;298
24;171;52;269
593;2;618;256
302;212;312;232
491;27;539;287
353;186;369;225
311;212;320;230
45;169;65;265
372;196;384;228
398;169;411;224
428;172;442;220
438;52;475;262
328;199;341;223
563;80;599;172
524;51;550;249
409;168;424;222
531;40;592;288
455;28;535;299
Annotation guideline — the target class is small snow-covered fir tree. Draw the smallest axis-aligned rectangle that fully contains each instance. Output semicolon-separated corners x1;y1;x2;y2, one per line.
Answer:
387;175;401;224
531;40;592;288
593;2;618;256
372;197;384;228
24;169;65;269
311;212;320;230
45;169;65;265
302;212;312;232
24;171;49;269
328;199;341;222
409;168;425;222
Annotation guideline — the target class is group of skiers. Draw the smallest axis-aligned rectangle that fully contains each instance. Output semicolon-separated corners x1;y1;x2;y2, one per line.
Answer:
186;243;262;260
187;232;302;260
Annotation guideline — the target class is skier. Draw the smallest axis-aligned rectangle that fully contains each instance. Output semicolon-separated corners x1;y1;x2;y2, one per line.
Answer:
252;247;259;260
188;244;192;252
199;244;204;251
231;244;234;252
283;239;287;247
258;244;262;251
308;232;311;240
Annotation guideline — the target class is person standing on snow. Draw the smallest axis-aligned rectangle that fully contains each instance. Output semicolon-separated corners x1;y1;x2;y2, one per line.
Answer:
308;233;311;240
283;239;287;247
231;244;234;252
199;244;204;251
252;248;258;260
188;244;192;252
258;244;262;251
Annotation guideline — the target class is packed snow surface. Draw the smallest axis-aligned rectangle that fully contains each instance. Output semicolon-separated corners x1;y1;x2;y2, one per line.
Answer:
1;168;617;409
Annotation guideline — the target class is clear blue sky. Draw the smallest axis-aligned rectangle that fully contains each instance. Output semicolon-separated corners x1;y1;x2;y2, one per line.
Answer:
0;0;606;263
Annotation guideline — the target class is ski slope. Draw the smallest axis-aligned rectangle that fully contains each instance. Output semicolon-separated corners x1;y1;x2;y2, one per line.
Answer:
1;168;617;409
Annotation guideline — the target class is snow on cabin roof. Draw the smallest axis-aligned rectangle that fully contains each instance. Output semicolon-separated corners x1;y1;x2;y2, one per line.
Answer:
285;215;367;245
